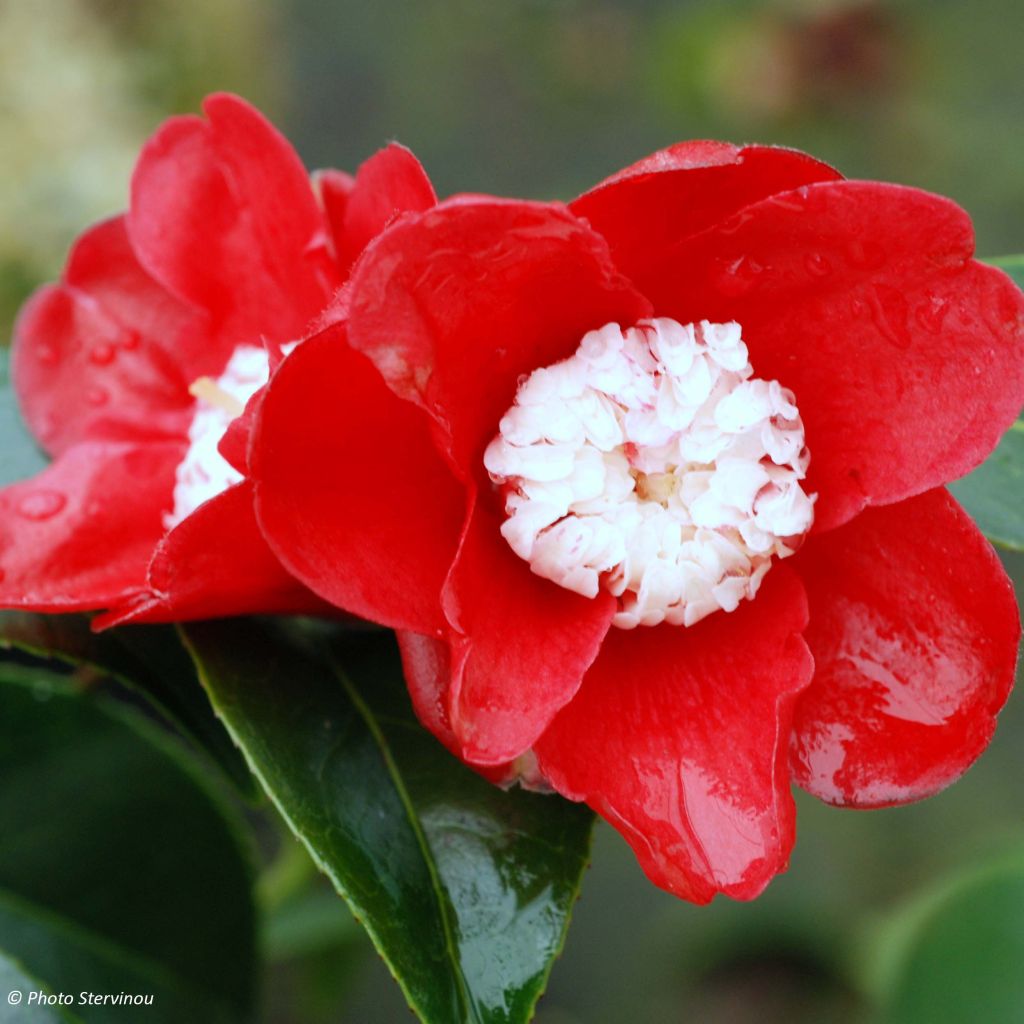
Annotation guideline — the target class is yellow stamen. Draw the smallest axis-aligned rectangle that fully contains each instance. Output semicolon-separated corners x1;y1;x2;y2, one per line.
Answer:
189;377;244;417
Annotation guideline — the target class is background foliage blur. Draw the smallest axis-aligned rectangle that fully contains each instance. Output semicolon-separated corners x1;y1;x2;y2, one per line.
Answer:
2;1;1023;1021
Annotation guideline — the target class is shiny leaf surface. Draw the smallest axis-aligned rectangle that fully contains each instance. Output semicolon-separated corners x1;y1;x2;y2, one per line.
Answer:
0;669;257;1024
181;622;595;1024
0;611;255;798
949;420;1024;551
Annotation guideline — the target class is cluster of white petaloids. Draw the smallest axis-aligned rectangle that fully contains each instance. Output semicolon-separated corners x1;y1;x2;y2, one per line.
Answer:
165;344;271;529
485;318;816;629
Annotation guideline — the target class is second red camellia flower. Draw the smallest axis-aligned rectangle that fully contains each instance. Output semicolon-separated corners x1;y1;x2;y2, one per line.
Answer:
251;142;1024;902
0;93;436;623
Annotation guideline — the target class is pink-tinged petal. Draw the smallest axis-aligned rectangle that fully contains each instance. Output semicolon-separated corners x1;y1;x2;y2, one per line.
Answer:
12;217;208;455
128;93;340;345
251;327;464;635
0;441;182;611
335;144;437;271
534;566;813;903
571;142;841;284
97;481;330;626
790;488;1020;807
638;180;1024;531
440;502;617;765
347;198;651;472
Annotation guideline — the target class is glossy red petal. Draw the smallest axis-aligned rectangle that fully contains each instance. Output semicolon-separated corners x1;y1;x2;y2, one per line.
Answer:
336;144;437;271
571;142;841;284
98;481;330;626
12;217;207;455
638;180;1024;531
790;488;1020;807
534;566;813;903
128;93;339;344
395;629;459;752
347;198;651;472
251;328;464;634
440;502;617;764
0;441;182;611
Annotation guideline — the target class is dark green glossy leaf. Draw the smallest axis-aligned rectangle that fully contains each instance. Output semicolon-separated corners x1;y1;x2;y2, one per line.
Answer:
181;621;595;1024
0;354;47;490
0;612;256;799
877;854;1024;1024
0;669;257;1024
0;950;78;1023
948;420;1024;551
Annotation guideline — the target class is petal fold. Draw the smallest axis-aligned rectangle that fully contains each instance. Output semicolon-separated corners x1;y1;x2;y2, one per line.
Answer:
251;327;464;635
571;142;841;284
534;566;813;903
440;503;617;765
99;481;329;626
790;488;1020;807
347;197;651;472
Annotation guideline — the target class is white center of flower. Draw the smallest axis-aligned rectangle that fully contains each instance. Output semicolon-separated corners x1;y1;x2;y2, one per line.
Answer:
165;344;271;529
484;319;815;629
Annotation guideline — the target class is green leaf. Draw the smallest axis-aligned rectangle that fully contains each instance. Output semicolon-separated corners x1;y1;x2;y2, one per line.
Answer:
0;669;258;1024
181;621;595;1024
0;612;256;799
948;420;1024;551
876;853;1024;1023
0;950;79;1023
0;353;47;489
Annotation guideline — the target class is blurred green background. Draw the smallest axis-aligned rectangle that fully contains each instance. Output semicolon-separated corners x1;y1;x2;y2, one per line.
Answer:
3;0;1023;1021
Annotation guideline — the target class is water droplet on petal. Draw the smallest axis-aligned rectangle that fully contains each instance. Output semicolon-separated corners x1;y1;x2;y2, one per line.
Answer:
87;386;109;407
17;490;67;521
121;329;141;351
804;252;831;278
36;343;58;365
914;295;951;334
90;343;116;366
713;256;764;298
846;239;886;269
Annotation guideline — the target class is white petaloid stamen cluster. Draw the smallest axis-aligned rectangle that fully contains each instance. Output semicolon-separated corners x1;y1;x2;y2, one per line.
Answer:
484;319;815;629
166;344;270;529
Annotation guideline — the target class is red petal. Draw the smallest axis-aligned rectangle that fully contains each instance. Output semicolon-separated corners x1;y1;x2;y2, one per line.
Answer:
316;168;356;259
0;441;182;611
790;488;1020;807
440;501;617;764
395;629;459;751
637;180;1024;531
347;198;651;473
12;217;207;455
336;144;437;270
534;566;812;903
128;93;339;344
251;327;464;634
571;142;841;284
98;481;329;626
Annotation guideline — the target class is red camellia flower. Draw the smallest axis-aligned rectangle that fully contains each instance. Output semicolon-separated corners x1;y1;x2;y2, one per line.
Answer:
0;94;436;623
251;143;1024;901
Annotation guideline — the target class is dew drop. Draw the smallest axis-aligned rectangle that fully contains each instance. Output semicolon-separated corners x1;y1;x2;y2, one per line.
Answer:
17;490;67;521
121;329;141;351
914;295;951;334
87;386;109;407
36;343;58;365
713;256;763;298
804;252;831;278
90;343;116;366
